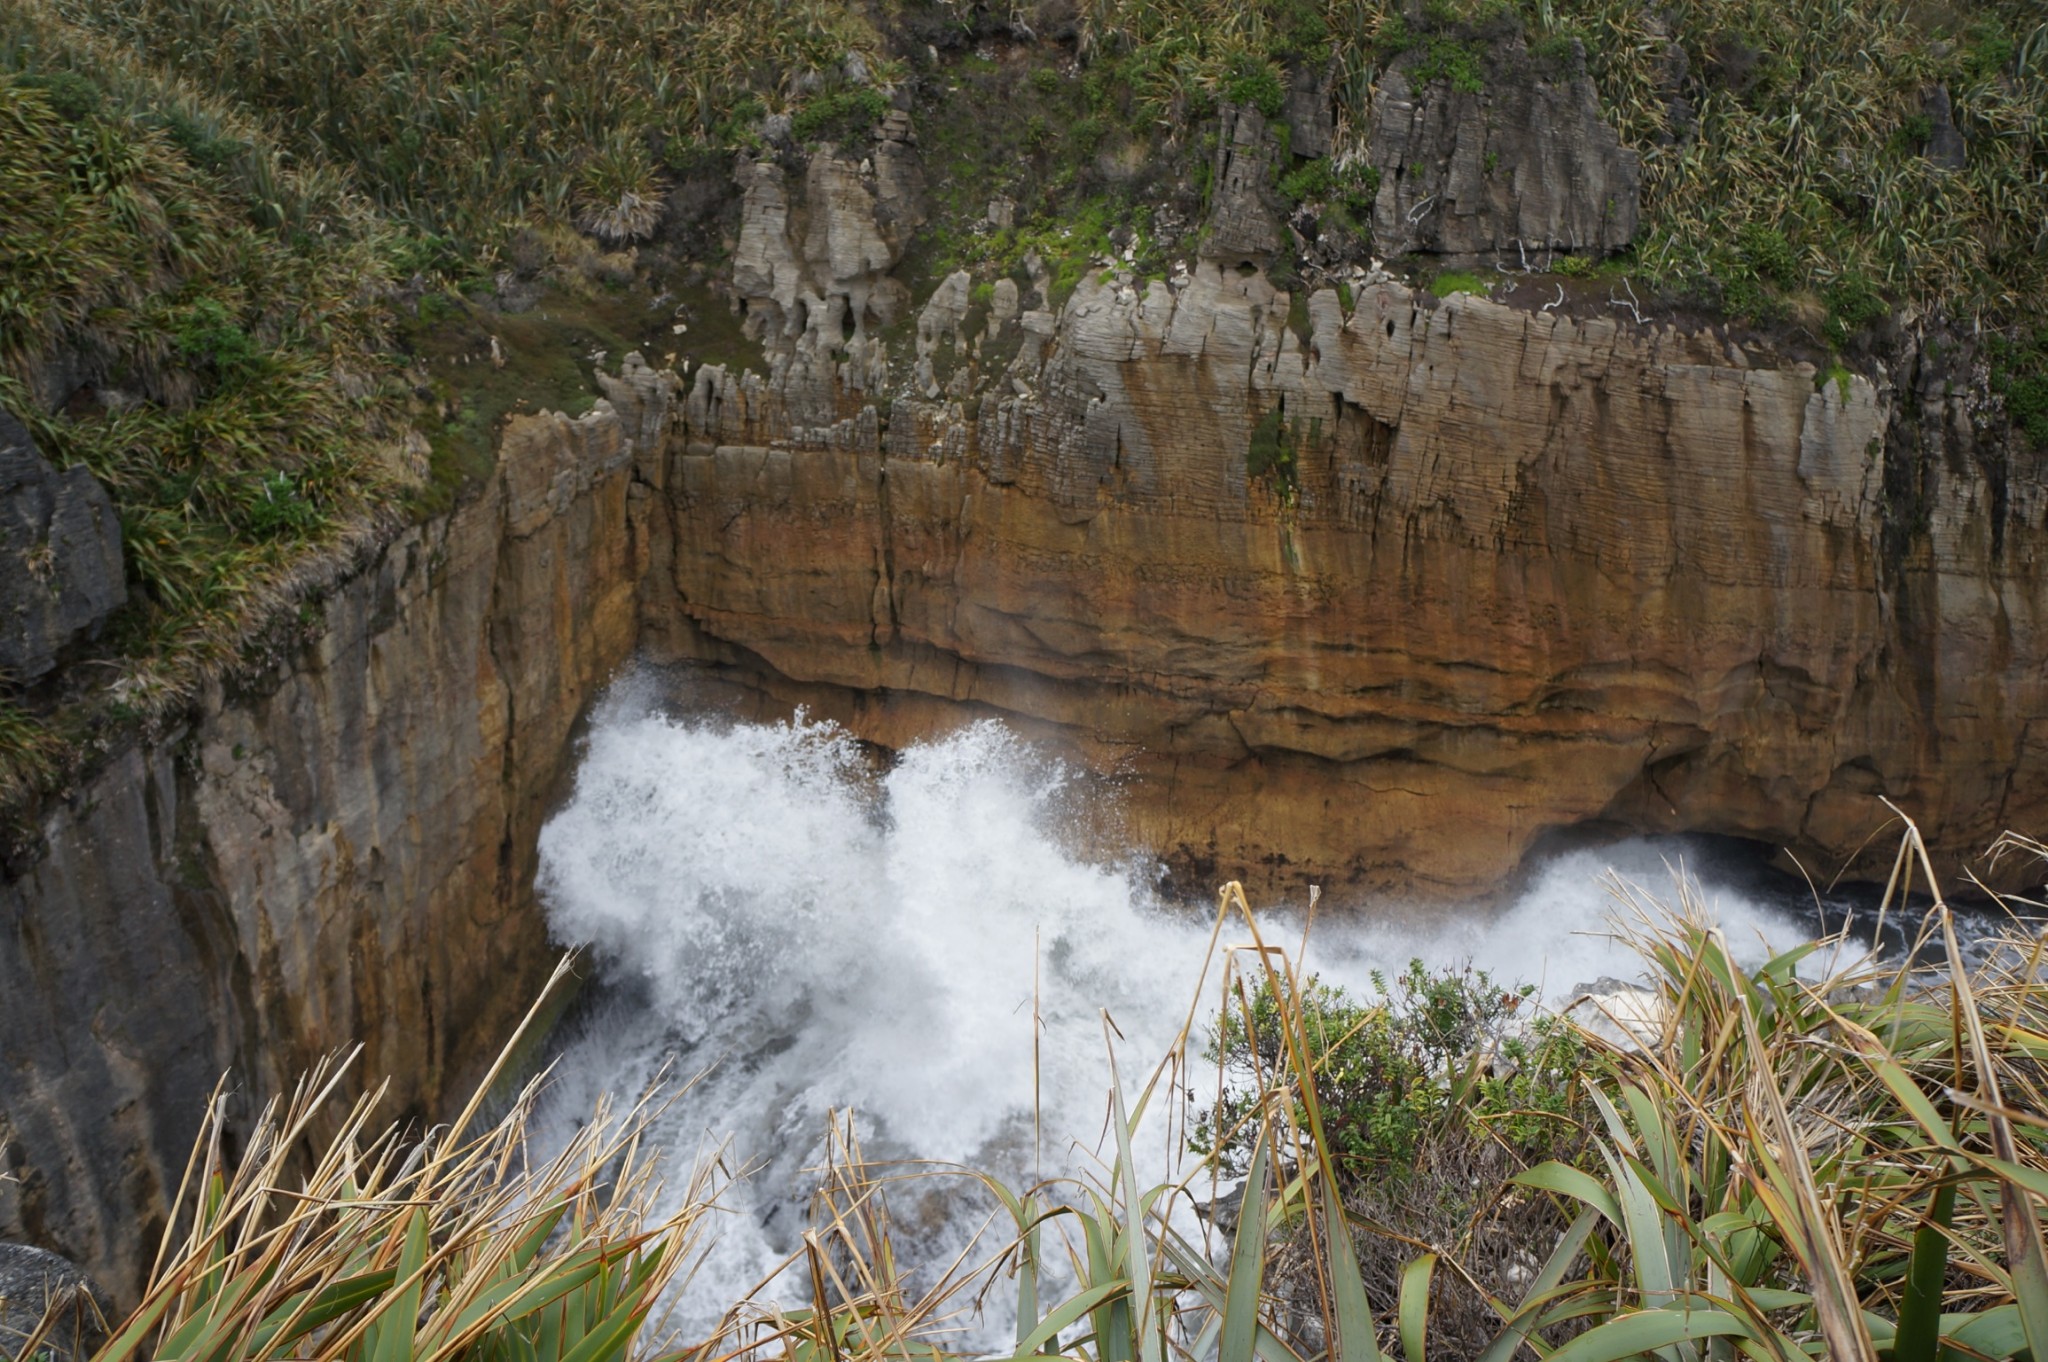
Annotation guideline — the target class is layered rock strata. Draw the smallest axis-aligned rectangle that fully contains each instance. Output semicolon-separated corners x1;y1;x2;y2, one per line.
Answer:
0;387;663;1299
641;150;2045;895
1369;40;1641;259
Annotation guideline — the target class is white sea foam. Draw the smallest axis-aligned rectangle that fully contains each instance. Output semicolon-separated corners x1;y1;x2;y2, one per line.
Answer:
529;681;1816;1343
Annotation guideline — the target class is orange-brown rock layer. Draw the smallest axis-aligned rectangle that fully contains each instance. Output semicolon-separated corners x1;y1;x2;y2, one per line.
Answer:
646;265;2047;895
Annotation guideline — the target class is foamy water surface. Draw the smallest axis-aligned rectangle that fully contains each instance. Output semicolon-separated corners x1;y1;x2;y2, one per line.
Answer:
529;678;1826;1343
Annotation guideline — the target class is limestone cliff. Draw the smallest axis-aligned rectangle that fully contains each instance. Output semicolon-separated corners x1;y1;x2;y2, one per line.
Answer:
0;389;659;1298
638;147;2045;897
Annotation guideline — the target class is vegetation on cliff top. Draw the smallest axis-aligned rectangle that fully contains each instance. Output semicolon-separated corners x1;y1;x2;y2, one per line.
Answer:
17;0;2042;314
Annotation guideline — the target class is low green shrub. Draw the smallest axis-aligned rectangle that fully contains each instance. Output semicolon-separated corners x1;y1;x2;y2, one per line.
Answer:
1824;269;1890;346
1738;222;1801;289
1409;35;1485;94
1990;327;2048;445
791;86;888;145
1224;54;1286;118
1194;959;1580;1182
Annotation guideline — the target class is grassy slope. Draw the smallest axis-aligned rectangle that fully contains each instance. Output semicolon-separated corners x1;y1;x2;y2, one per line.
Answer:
0;19;408;804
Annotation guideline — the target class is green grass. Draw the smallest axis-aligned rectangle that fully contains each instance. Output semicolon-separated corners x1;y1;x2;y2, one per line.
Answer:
27;0;890;257
1429;269;1490;298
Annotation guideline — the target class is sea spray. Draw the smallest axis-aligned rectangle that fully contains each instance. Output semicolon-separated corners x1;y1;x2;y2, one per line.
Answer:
530;682;1813;1341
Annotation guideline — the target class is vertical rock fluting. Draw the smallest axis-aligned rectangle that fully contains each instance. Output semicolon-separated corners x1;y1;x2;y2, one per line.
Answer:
0;392;661;1300
647;144;2045;894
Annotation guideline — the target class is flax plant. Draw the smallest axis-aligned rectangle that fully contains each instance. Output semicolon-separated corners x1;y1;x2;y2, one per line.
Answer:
10;959;721;1362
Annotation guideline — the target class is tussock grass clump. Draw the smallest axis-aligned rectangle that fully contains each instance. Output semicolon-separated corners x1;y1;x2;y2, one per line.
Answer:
10;960;717;1362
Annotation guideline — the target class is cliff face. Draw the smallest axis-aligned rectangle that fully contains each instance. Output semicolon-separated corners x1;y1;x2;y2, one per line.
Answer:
640;148;2046;895
0;392;657;1298
4;101;2043;1312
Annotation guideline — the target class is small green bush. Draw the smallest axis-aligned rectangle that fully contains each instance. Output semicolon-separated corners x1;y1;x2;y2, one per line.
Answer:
1720;271;1782;322
157;110;246;173
1029;66;1061;94
1278;157;1378;222
18;70;100;121
1224;55;1286;118
1411;36;1485;94
1277;157;1333;205
240;469;325;538
1738;222;1800;288
1270;0;1330;60
790;86;888;144
172;297;263;382
1991;329;2048;445
1823;270;1889;346
1194;959;1580;1181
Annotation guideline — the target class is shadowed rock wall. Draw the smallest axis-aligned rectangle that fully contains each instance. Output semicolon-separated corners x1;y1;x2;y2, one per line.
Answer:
0;393;659;1300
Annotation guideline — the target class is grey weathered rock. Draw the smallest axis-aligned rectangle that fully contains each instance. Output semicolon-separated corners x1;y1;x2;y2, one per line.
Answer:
1201;103;1283;264
1924;84;1966;170
0;410;125;685
0;1243;110;1362
1284;60;1336;158
918;271;973;359
727;138;923;427
1369;37;1640;259
985;278;1021;340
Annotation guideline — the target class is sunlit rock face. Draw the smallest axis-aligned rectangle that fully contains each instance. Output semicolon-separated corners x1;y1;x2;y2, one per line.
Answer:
646;148;2045;895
